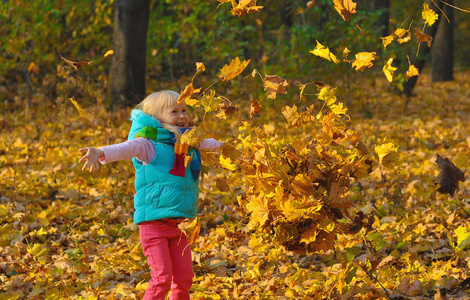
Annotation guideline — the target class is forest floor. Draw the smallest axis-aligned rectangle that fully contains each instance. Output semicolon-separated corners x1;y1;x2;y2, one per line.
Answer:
1;70;470;299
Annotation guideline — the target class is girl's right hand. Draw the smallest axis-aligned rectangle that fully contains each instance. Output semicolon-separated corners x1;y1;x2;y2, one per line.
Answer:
79;147;104;172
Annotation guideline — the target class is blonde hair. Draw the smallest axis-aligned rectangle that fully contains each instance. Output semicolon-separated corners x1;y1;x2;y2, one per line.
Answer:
134;90;186;140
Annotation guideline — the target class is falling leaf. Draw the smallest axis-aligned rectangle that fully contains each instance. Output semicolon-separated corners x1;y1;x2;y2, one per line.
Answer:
394;28;411;43
215;103;238;120
68;97;85;116
264;75;288;99
434;154;465;196
375;141;399;168
415;28;433;47
103;50;114;57
351;52;376;71
220;155;237;171
380;35;394;49
333;0;357;21
178;82;195;104
383;58;397;82
218;57;251;81
227;0;264;17
196;62;206;72
406;64;419;81
60;55;92;69
318;86;337;106
422;3;439;26
250;99;262;118
179;218;201;245
309;41;340;63
306;1;316;9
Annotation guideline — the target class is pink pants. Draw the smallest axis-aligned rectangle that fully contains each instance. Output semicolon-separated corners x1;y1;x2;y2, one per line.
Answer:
139;219;194;300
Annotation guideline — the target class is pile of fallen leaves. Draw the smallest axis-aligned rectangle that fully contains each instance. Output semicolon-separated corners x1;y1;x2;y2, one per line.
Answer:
1;69;470;299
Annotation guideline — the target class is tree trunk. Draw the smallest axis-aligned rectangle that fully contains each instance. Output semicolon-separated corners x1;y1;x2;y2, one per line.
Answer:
109;0;150;109
403;0;445;97
432;0;454;82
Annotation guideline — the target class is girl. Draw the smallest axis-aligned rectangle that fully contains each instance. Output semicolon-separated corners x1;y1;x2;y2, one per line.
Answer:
79;90;223;299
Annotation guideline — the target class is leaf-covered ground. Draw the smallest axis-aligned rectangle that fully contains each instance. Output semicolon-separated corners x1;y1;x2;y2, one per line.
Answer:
1;70;470;299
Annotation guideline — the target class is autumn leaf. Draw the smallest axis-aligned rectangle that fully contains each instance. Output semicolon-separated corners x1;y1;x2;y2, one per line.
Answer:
246;194;270;229
394;28;411;44
103;50;114;57
227;0;263;17
422;3;439;26
60;55;92;69
318;86;337;106
178;82;194;104
380;35;394;49
333;0;357;21
351;52;376;71
200;90;224;113
309;41;340;63
383;58;397;82
250;99;262;118
434;154;465;196
215;103;238;120
281;105;315;128
415;28;433;47
220;154;237;171
398;278;423;297
218;56;251;81
68;97;85;116
375;141;399;168
264;75;288;99
180;127;204;147
406;64;419;81
196;62;206;72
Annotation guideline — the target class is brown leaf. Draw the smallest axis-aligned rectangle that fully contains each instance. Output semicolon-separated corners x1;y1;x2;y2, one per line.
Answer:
434;154;465;196
250;99;262;118
415;28;433;47
264;75;288;99
398;278;423;296
60;55;92;69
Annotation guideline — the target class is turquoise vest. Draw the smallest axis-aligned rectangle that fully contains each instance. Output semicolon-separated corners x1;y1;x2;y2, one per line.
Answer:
128;110;199;224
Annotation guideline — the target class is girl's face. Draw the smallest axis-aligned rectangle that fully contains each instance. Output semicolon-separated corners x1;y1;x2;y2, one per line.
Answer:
160;103;190;128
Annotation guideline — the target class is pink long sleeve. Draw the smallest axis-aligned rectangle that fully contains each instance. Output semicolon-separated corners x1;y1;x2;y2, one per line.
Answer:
198;138;224;151
98;138;156;165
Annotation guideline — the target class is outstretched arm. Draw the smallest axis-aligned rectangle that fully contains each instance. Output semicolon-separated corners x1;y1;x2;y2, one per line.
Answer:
79;147;104;172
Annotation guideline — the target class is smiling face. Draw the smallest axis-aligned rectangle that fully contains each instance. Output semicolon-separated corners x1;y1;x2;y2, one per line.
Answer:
160;103;190;128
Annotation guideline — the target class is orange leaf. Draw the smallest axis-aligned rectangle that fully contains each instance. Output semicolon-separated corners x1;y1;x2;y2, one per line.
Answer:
196;62;206;72
250;99;262;118
351;52;376;71
218;57;251;81
177;82;195;105
215;103;238;120
333;0;357;21
406;64;419;81
264;75;288;99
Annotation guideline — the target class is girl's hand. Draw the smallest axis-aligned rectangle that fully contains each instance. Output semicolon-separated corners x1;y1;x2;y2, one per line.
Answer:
79;147;104;172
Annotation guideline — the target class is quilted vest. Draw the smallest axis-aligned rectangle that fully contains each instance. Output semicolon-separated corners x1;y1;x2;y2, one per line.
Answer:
128;110;199;224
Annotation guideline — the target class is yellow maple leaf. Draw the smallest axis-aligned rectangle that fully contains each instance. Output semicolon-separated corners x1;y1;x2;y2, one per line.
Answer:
246;193;270;229
380;35;394;49
264;75;288;99
68;97;85;116
218;57;251;81
422;3;438;27
180;127;204;147
330;102;348;116
248;236;267;252
309;41;340;63
406;64;419;81
229;0;263;17
318;86;337;106
394;28;411;44
219;154;237;171
352;52;376;71
383;58;397;82
375;141;399;168
333;0;357;21
196;62;205;72
103;50;113;57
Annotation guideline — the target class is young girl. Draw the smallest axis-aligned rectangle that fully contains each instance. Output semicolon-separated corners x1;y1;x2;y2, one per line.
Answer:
79;90;223;300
